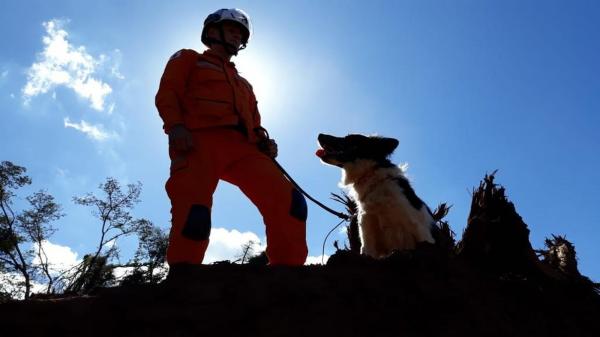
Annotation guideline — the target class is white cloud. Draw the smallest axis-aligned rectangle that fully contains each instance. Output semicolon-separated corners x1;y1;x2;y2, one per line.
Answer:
203;227;265;264
0;69;8;91
202;228;330;265
31;240;81;275
305;255;329;265
22;19;113;111
113;263;168;281
64;117;114;141
110;49;125;80
55;167;68;177
0;272;47;299
113;266;133;279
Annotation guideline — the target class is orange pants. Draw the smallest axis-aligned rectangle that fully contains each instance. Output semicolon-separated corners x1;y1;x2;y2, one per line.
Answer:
165;128;308;266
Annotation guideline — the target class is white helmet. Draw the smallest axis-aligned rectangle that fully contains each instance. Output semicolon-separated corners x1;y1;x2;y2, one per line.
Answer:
201;8;251;50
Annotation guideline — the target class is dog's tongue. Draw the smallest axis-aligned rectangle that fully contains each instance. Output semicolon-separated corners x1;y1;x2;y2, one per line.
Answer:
315;148;325;158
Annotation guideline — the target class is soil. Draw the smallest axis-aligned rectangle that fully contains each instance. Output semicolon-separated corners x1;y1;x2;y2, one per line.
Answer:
1;249;599;337
3;173;598;337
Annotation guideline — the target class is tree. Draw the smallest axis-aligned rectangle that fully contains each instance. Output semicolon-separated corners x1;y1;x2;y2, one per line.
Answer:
235;240;257;264
120;220;168;285
18;191;63;294
65;177;149;294
457;172;543;277
0;161;63;299
64;254;115;294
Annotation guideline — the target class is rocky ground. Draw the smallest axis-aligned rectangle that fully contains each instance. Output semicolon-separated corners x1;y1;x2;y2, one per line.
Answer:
2;173;599;337
1;248;599;337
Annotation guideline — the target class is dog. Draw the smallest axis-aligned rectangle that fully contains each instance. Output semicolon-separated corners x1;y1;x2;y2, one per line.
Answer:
316;133;435;258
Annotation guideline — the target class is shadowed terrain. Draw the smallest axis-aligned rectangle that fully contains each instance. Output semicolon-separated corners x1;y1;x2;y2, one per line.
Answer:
1;173;599;337
1;254;599;337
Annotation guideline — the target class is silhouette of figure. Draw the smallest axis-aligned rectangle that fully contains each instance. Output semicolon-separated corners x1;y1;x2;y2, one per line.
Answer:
156;8;308;266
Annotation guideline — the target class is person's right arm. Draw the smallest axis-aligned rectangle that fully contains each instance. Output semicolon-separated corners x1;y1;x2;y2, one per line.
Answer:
155;49;196;152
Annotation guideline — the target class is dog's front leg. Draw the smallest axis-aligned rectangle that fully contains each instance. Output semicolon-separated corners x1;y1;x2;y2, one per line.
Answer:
359;213;385;258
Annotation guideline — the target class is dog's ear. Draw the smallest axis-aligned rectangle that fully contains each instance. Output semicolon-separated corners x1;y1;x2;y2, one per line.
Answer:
381;137;399;154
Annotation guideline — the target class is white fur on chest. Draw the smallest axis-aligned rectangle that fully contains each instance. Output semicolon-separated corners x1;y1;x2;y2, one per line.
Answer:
341;160;434;258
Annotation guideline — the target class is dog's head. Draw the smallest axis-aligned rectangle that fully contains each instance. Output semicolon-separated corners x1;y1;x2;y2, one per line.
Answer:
316;133;399;167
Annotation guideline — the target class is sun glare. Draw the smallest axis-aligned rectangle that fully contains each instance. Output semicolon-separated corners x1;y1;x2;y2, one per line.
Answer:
235;51;280;123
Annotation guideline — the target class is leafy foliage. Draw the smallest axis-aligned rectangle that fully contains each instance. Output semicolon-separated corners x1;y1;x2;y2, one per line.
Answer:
65;254;115;294
65;178;155;293
0;161;63;299
120;220;168;286
430;202;456;255
0;164;171;298
235;240;257;264
331;192;360;253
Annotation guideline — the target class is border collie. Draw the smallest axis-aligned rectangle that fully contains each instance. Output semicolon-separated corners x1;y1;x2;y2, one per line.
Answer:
316;133;435;258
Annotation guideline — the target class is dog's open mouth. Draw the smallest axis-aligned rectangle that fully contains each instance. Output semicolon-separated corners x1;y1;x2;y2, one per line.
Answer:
315;146;342;158
315;148;326;158
315;146;346;167
316;134;348;166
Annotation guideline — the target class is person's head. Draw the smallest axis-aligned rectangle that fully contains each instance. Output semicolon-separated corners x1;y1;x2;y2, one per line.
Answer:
201;8;251;57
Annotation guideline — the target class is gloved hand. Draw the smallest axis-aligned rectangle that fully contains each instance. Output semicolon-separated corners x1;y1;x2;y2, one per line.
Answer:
258;138;278;159
168;124;194;153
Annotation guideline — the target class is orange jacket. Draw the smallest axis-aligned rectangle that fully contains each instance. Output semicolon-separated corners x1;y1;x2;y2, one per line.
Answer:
156;49;263;143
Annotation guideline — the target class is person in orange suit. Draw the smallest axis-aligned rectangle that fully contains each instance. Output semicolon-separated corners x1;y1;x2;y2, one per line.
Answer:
156;8;308;267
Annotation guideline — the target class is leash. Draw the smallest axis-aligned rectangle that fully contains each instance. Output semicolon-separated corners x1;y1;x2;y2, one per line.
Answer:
256;127;351;264
255;126;349;221
272;158;351;265
272;159;350;221
321;218;347;264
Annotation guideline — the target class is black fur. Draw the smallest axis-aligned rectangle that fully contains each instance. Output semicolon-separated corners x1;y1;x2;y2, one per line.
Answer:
318;133;433;216
317;133;399;167
393;177;425;210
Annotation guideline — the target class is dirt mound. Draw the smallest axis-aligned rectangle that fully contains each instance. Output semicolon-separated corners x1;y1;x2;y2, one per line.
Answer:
2;173;598;337
1;252;599;337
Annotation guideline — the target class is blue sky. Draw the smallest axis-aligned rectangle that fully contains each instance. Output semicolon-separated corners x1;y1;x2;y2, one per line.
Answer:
1;1;599;280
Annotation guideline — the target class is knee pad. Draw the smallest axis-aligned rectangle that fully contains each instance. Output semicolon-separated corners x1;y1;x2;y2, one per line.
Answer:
289;188;307;222
182;204;211;241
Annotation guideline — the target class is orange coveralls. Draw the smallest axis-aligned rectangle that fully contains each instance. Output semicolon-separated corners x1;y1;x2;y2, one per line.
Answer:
156;49;308;266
